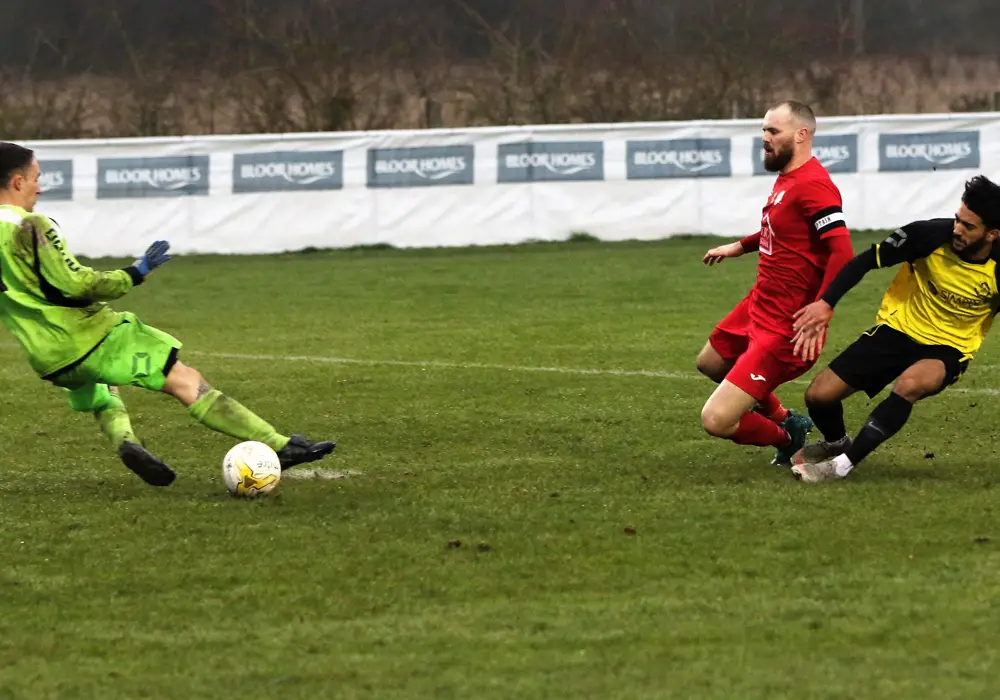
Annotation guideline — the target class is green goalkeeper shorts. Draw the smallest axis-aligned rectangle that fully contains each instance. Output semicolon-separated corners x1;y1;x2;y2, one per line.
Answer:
48;312;183;413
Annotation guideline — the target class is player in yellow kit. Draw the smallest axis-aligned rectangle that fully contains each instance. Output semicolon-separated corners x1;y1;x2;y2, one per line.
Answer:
787;175;1000;482
0;141;335;487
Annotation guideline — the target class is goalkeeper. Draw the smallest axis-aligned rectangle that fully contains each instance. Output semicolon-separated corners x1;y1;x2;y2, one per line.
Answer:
0;141;334;487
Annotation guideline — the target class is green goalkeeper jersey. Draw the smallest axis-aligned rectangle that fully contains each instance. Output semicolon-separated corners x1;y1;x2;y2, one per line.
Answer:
0;204;144;378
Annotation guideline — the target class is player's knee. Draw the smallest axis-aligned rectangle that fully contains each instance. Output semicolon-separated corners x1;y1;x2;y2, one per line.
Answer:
893;376;932;402
167;361;191;383
895;361;947;401
701;404;736;438
187;365;205;383
804;372;839;408
804;383;830;409
185;366;211;394
164;361;209;398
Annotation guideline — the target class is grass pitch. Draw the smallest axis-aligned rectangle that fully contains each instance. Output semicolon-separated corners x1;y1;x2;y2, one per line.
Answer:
2;232;1000;699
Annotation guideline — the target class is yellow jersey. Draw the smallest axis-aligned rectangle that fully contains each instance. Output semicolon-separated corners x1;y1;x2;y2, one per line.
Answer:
873;219;1000;361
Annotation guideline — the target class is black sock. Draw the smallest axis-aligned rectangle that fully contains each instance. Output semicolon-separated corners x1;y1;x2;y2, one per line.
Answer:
807;400;848;442
845;392;913;466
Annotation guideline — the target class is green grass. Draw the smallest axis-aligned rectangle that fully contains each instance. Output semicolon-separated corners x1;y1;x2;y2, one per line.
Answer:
3;231;1000;699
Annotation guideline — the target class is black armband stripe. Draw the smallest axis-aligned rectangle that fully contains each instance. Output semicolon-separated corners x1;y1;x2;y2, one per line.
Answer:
811;206;847;235
32;231;91;308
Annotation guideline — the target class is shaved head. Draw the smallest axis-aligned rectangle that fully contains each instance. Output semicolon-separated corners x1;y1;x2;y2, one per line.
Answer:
760;100;817;173
771;100;817;135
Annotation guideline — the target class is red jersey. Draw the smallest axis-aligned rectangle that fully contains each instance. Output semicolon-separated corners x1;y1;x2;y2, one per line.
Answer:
752;157;849;338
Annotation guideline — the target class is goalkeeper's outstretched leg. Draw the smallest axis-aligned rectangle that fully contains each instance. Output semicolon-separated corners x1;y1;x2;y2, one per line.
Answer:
161;360;336;470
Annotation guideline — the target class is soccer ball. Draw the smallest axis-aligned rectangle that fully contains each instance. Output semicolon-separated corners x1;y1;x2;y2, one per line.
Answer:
222;441;281;498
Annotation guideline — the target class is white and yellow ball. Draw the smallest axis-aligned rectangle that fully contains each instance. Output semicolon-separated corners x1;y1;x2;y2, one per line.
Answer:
222;441;281;497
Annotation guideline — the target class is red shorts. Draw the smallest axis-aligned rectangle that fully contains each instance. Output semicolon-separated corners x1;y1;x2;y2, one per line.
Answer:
708;294;814;401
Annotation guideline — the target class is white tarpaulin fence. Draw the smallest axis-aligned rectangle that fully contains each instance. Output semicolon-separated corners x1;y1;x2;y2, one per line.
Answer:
23;112;1000;257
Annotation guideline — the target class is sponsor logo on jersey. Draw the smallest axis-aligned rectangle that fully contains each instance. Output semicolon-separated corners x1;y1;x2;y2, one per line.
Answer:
927;278;993;309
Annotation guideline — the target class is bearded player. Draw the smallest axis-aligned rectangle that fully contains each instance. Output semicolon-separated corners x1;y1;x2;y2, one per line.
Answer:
789;176;1000;483
696;101;855;465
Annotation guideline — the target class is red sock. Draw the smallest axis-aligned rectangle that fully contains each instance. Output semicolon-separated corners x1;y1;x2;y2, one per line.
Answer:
731;412;790;448
758;393;789;423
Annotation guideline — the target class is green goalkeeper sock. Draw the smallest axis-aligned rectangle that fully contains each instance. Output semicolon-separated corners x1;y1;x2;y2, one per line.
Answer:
188;389;289;452
94;393;138;448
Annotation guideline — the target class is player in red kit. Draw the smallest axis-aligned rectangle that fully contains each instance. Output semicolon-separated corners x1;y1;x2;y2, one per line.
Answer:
696;101;855;466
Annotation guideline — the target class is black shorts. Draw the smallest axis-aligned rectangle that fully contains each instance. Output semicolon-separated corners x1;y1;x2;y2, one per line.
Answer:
828;324;969;398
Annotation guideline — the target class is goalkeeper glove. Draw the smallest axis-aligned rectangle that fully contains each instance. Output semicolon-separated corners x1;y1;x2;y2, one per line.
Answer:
133;240;171;277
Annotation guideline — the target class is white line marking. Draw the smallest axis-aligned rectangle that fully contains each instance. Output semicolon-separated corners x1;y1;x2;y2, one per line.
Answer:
187;350;699;380
955;388;1000;396
186;350;1000;396
282;468;366;481
1;341;997;397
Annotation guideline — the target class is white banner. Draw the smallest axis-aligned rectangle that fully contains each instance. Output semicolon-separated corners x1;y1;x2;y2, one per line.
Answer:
23;112;1000;257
